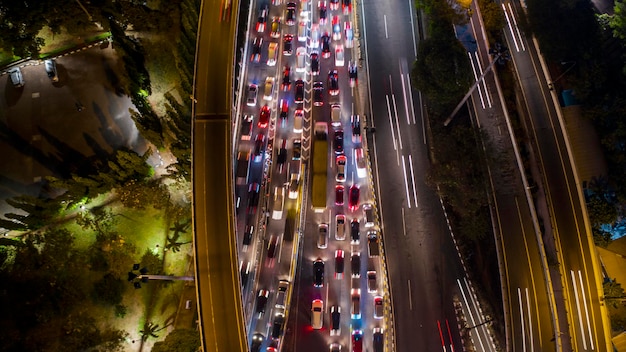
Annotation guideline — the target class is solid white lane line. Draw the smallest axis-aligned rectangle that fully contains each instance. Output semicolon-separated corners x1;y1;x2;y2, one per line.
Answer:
408;0;417;57
384;15;389;39
401;156;412;209
570;270;588;350
386;95;398;151
463;277;488;351
525;287;534;352
401;207;407;236
578;270;595;350
408;154;418;207
468;52;486;109
507;3;526;51
361;0;375;124
475;51;492;108
392;94;403;149
502;3;520;52
518;288;527;352
400;72;411;125
407;279;413;310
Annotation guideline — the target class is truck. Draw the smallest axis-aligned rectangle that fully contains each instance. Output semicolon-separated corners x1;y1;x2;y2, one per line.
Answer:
236;151;251;185
311;122;328;212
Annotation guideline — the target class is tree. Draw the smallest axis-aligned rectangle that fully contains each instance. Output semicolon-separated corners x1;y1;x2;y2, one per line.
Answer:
603;279;626;307
587;196;618;227
139;321;165;341
610;0;626;41
92;272;126;306
152;329;201;352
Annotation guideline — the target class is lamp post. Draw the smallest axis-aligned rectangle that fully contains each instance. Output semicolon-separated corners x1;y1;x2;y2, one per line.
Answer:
127;264;194;289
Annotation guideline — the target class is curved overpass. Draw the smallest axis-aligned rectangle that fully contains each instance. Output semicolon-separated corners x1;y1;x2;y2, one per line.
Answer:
191;0;247;351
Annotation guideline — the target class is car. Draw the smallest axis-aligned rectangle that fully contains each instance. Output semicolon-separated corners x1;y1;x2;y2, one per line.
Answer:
296;46;307;72
321;32;331;58
277;139;287;170
331;103;341;126
256;289;270;318
9;68;24;88
330;305;341;336
311;51;320;75
368;231;379;257
330;0;339;11
270;17;281;38
328;70;339;96
254;134;266;162
373;328;384;352
241;114;254;140
350;218;360;244
258;104;271;128
282;66;292;91
334;249;345;279
336;213;346;239
286;2;296;25
294;110;304;133
330;343;342;352
293;139;302;160
342;0;352;15
298;21;307;42
336;155;346;183
272;309;285;338
348;184;360;210
251;333;265;352
248;183;260;214
335;184;344;205
284;35;294;56
313;81;324;106
355;147;367;178
352;330;363;352
311;299;324;329
288;173;300;199
280;99;289;122
313;259;324;287
267;42;278;66
264;77;275;100
344;21;353;48
247;84;258;106
267;234;280;260
351;251;360;278
243;225;254;249
367;271;378;293
334;129;344;154
44;59;58;82
318;1;328;24
276;280;289;309
240;260;251;287
332;16;341;41
335;44;345;67
251;37;263;63
295;79;304;103
267;340;279;352
373;296;383;319
351;114;361;142
256;6;269;33
310;24;320;49
318;223;328;249
351;288;361;319
363;203;375;227
348;62;358;87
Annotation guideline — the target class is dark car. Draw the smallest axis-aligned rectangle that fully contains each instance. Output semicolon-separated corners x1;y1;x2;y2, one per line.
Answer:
293;139;302;160
334;249;344;279
349;61;358;87
286;2;296;25
251;333;264;352
334;129;344;154
255;289;270;318
253;134;266;162
330;0;339;10
248;183;260;214
267;235;279;259
330;305;341;336
282;66;292;91
283;34;293;55
251;37;263;63
328;70;339;96
313;81;324;106
351;218;360;244
240;114;253;140
277;139;287;170
349;184;360;211
243;225;254;248
311;51;320;75
256;5;269;33
351;251;361;278
351;114;361;143
280;99;289;121
313;259;324;287
321;33;331;58
272;310;285;338
240;260;251;287
295;79;304;103
319;1;328;24
373;328;384;352
342;0;352;14
335;184;344;205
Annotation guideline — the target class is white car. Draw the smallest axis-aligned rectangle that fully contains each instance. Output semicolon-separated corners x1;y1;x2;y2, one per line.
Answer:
272;186;285;220
311;299;323;329
310;24;320;49
296;47;307;73
294;110;304;133
344;21;353;48
267;42;278;66
298;21;307;42
264;77;275;101
335;214;346;240
335;44;345;67
247;84;258;106
355;147;367;178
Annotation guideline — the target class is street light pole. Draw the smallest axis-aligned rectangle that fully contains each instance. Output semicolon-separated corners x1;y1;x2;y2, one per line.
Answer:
548;61;576;90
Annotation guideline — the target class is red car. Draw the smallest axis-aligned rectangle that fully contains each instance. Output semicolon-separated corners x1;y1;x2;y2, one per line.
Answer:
342;0;352;15
335;185;345;205
349;184;360;211
258;105;270;128
280;99;289;121
282;66;292;91
352;330;363;352
330;0;339;11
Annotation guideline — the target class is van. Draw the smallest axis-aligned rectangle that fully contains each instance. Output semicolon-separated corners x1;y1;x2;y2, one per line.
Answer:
9;68;24;88
331;104;341;126
363;203;375;228
275;280;289;308
185;300;192;309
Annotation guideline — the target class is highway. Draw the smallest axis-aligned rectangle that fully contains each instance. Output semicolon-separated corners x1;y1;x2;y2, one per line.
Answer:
191;0;248;351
